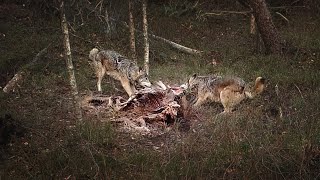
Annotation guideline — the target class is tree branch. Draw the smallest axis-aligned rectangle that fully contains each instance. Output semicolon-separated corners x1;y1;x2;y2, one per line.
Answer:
3;44;51;93
111;18;203;55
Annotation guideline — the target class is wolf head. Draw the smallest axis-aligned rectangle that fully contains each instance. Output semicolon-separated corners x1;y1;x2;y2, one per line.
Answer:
132;68;152;88
89;48;99;61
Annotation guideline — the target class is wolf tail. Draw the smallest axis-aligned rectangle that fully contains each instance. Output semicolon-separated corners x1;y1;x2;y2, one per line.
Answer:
245;77;266;99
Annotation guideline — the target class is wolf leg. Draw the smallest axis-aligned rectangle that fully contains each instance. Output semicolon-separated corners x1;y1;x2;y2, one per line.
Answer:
220;88;245;113
220;88;234;113
193;93;208;107
96;65;106;92
120;78;134;96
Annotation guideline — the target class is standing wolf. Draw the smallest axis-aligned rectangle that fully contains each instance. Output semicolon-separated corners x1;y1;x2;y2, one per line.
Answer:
88;48;151;96
187;74;265;113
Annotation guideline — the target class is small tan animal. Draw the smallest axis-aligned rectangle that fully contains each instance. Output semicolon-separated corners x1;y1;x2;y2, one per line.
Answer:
187;74;265;113
89;48;151;96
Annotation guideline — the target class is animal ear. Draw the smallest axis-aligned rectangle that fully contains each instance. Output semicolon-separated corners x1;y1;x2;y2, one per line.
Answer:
188;73;197;83
138;67;145;74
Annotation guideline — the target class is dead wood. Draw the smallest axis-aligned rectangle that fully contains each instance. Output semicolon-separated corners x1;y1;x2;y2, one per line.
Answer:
111;18;203;56
149;33;203;55
201;10;251;16
250;14;256;34
3;44;50;93
200;6;305;17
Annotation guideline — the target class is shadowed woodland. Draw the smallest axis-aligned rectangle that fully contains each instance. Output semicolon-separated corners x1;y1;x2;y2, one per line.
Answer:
0;0;320;179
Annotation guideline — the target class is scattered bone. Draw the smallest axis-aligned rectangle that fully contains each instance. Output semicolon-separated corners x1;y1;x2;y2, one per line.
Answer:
81;82;193;135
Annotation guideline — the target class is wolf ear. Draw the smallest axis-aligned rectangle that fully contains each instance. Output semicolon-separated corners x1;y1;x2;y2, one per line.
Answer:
188;73;197;83
138;67;146;74
89;48;99;60
136;67;143;76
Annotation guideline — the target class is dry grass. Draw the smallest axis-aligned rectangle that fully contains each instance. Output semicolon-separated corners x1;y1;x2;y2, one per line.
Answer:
0;2;319;179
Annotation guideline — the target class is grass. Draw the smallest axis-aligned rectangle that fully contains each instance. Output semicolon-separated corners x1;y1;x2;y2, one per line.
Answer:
1;2;320;179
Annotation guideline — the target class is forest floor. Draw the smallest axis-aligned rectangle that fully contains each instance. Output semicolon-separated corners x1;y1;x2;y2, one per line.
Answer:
0;2;320;179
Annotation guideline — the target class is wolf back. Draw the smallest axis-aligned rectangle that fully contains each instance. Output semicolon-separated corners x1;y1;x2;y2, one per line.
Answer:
187;74;265;113
89;48;151;96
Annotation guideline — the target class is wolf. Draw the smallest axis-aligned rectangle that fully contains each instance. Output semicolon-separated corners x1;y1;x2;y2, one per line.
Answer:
187;74;265;113
88;48;151;96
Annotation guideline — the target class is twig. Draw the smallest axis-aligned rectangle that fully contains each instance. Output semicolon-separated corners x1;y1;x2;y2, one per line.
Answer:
275;12;289;23
223;161;234;179
201;6;305;17
293;83;305;102
202;10;251;16
275;84;283;119
86;145;100;179
269;6;305;10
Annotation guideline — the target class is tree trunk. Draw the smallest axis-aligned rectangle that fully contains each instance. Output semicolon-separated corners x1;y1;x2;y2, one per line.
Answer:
129;0;137;62
250;14;256;34
247;0;283;54
60;1;83;122
142;0;149;75
104;4;112;35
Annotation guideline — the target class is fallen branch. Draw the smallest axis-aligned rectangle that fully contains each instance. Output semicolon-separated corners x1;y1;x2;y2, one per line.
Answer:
148;33;203;55
275;12;289;23
275;84;283;119
3;44;51;93
111;18;203;55
200;6;305;17
269;6;306;10
201;10;251;16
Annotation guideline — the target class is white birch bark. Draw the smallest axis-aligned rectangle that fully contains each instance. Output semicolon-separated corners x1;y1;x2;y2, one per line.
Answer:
129;0;137;62
60;0;83;122
142;0;149;75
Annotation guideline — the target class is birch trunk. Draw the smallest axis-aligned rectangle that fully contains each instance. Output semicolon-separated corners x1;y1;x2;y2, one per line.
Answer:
250;14;256;34
104;4;111;35
60;1;83;122
129;0;137;62
142;0;149;75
